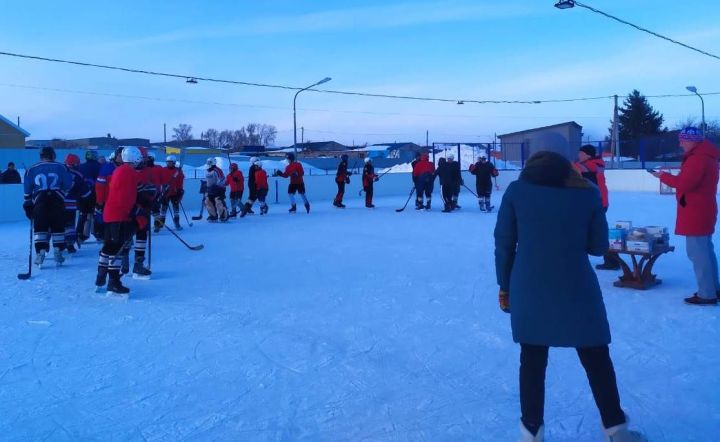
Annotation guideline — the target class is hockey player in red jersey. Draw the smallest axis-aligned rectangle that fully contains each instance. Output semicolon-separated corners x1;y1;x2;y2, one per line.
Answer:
95;146;141;295
412;152;435;210
362;157;379;208
255;161;269;215
157;155;185;229
273;152;310;213
227;162;244;218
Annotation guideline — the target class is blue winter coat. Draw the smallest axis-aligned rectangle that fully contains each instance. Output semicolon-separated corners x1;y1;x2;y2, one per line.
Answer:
494;178;611;347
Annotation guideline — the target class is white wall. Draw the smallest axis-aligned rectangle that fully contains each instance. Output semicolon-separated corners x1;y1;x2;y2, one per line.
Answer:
0;170;674;223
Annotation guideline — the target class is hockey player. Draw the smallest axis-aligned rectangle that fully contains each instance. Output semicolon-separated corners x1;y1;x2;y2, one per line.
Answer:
147;152;169;233
63;154;92;253
240;157;260;217
362;157;379;208
333;154;351;208
435;157;452;211
76;150;101;243
227;162;244;217
273;152;310;213
94;148;123;242
23;147;73;267
126;150;157;279
158;155;185;229
469;154;498;212
255;161;270;215
95;146;141;295
205;158;229;222
445;154;463;210
411;152;435;210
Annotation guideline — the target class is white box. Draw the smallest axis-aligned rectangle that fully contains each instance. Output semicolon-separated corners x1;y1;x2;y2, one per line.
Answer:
614;221;632;230
626;240;652;253
645;226;668;235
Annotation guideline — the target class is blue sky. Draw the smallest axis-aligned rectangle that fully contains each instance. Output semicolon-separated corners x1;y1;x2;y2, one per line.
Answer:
1;0;718;146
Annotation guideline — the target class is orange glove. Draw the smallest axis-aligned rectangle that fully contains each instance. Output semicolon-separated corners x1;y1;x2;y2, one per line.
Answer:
499;289;510;313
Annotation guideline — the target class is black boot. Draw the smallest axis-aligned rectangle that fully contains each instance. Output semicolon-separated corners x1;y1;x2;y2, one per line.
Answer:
132;257;152;280
425;200;432;210
289;204;297;213
415;200;424;210
107;270;130;295
95;266;108;292
240;202;252;218
304;202;311;213
173;216;182;230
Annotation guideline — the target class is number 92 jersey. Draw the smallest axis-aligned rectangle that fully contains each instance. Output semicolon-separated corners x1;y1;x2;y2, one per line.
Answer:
23;161;74;202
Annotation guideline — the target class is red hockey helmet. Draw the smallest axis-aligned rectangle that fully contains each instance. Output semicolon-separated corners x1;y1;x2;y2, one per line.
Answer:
230;162;238;170
64;153;81;167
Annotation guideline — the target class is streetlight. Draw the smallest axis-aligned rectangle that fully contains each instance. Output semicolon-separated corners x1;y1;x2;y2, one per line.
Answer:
294;77;332;155
554;0;575;9
686;86;706;138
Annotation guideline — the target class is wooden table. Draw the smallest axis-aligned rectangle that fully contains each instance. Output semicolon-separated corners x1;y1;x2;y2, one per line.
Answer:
608;246;675;290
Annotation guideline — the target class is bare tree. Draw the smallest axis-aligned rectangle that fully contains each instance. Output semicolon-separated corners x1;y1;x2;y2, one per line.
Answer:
172;124;193;142
258;124;277;146
202;128;220;148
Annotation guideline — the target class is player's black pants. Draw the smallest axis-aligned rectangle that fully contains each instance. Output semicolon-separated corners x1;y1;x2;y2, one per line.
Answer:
364;182;374;206
98;222;132;284
334;180;345;204
519;344;625;435
32;192;66;253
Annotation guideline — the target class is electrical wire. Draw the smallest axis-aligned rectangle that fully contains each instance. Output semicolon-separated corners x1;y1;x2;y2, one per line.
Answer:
572;0;720;61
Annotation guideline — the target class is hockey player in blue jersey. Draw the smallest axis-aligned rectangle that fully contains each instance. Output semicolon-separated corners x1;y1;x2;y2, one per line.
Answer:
76;150;102;243
63;154;92;253
23;147;74;267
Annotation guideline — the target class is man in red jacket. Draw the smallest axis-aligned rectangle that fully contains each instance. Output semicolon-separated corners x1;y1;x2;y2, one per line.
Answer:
158;155;185;229
412;152;435;210
652;127;720;305
227;162;244;217
274;152;310;213
574;144;618;270
95;146;141;295
255;161;270;215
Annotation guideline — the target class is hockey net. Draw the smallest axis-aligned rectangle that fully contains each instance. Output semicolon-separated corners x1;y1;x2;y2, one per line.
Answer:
658;166;679;195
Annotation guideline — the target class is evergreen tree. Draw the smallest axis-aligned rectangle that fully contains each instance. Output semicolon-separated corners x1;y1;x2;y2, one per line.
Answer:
610;90;666;158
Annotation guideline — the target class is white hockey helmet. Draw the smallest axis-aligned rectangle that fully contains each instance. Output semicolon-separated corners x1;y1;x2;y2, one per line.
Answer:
256;161;264;168
147;151;156;160
250;156;258;165
447;153;455;161
121;146;143;165
108;151;116;162
206;157;217;167
166;154;177;162
364;157;371;163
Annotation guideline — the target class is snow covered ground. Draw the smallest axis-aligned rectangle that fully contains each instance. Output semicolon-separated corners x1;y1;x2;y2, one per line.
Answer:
1;192;718;441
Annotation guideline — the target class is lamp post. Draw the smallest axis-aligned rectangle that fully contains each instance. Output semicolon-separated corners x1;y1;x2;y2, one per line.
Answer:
294;77;331;155
686;86;706;138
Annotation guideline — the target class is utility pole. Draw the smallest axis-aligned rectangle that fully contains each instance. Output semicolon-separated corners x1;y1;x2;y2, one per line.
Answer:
301;127;304;144
611;95;619;169
17;116;20;127
164;123;167;144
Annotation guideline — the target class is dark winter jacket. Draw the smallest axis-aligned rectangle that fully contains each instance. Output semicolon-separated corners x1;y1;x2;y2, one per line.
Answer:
469;161;498;190
0;168;21;184
436;160;461;188
660;140;719;236
335;160;350;184
494;151;611;347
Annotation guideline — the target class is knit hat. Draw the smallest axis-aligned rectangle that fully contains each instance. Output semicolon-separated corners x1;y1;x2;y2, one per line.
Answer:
679;127;703;142
579;144;596;157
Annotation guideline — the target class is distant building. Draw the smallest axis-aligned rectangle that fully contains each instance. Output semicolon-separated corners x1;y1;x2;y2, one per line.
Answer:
498;121;583;163
0;114;30;148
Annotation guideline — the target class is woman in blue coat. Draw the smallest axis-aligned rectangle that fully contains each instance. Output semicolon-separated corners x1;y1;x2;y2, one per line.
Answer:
494;151;645;442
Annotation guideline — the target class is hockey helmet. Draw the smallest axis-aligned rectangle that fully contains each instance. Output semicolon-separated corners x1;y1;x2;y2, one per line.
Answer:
64;153;81;167
249;156;258;165
121;146;143;165
447;153;455;161
364;157;371;163
85;150;99;161
206;157;217;167
166;154;177;162
286;152;295;162
341;154;348;162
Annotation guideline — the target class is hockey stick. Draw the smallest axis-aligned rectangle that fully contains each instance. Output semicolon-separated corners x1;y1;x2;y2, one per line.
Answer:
395;187;416;212
494;176;500;191
163;225;204;250
191;195;205;220
18;220;33;280
147;220;152;271
462;183;478;198
179;201;193;227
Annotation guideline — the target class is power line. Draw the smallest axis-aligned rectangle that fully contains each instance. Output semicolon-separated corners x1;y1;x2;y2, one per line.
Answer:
570;1;720;61
0;50;617;105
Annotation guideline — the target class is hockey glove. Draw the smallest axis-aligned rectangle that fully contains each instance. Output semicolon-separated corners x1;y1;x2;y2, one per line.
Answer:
22;199;33;220
499;289;510;313
176;188;184;199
